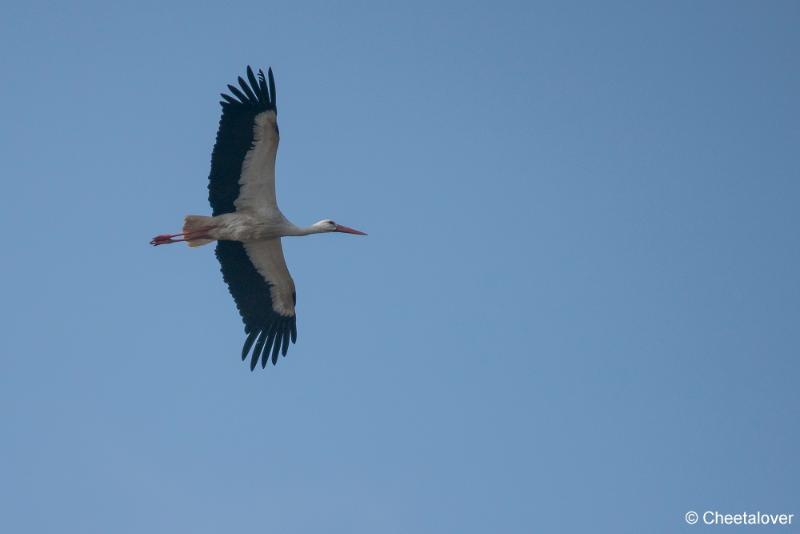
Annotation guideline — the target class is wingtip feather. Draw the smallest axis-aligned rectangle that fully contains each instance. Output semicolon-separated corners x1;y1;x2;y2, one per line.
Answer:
226;84;247;103
246;67;261;102
267;68;276;109
241;330;259;361
237;76;257;103
262;327;278;369
250;330;268;370
271;324;282;365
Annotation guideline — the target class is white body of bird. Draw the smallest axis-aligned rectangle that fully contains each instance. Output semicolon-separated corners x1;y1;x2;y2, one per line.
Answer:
183;213;347;245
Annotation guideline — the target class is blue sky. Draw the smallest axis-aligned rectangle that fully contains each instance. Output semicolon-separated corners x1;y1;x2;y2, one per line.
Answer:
1;1;798;532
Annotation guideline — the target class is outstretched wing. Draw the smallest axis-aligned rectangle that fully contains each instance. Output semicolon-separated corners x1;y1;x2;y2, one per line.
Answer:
208;66;280;216
216;239;298;370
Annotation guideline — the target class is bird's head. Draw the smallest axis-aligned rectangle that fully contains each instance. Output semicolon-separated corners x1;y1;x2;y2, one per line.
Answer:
313;219;367;235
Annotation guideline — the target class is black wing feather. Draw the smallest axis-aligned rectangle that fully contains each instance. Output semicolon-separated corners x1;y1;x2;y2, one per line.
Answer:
241;330;259;361
220;93;238;105
250;330;267;371
268;68;277;109
237;76;258;103
282;320;291;354
226;84;249;103
271;329;282;365
216;240;297;370
246;67;261;99
262;325;279;368
257;69;269;102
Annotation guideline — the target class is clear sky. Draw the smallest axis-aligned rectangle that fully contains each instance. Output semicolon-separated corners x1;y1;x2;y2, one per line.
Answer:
1;1;798;532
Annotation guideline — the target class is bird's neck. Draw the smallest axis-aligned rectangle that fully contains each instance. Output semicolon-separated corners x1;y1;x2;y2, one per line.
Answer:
283;224;325;237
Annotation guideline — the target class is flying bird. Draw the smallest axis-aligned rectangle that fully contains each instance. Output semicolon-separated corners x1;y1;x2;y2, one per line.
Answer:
151;66;366;370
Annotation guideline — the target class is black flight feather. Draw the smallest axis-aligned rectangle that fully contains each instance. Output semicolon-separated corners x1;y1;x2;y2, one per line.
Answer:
262;325;278;368
268;68;276;109
246;67;260;99
256;319;275;361
253;330;271;370
271;328;282;365
237;76;258;103
226;84;248;104
220;93;238;105
257;69;269;102
277;329;287;357
242;330;259;361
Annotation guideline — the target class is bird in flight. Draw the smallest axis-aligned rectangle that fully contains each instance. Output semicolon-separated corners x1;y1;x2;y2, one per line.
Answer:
151;66;366;370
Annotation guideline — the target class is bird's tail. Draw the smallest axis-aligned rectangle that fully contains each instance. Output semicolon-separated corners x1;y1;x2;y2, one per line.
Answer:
182;215;215;247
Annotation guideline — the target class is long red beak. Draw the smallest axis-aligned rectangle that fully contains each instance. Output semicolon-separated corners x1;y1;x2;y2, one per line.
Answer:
334;224;367;235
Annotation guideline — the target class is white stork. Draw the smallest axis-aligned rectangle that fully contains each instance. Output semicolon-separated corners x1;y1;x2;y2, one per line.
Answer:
151;66;366;370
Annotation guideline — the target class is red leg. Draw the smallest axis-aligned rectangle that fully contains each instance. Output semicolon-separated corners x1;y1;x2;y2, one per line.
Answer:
150;233;184;246
150;227;213;246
